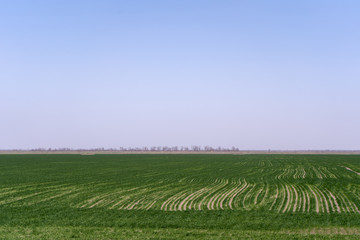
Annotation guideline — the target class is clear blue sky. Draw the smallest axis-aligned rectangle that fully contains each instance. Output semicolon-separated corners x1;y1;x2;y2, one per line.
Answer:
1;0;359;150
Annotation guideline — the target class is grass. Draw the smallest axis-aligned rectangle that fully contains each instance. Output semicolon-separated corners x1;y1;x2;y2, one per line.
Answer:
0;154;360;239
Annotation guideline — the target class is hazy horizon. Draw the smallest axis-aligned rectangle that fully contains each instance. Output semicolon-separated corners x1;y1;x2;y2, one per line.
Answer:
1;1;360;150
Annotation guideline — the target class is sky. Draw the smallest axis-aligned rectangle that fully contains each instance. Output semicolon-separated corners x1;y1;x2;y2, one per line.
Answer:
1;0;360;150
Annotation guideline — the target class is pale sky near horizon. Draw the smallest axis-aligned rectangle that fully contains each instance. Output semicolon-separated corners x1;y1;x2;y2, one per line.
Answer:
1;0;359;150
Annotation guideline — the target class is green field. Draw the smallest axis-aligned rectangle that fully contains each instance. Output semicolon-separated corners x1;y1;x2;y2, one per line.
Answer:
1;154;360;239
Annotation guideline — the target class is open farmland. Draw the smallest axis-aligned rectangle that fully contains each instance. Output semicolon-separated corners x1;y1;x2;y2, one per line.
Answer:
1;154;360;239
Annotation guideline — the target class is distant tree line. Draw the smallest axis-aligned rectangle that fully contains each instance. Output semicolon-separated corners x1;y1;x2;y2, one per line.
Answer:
22;146;243;152
2;148;359;153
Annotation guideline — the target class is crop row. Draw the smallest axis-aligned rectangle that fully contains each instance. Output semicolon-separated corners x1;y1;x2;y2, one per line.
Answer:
1;154;360;215
1;178;360;214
